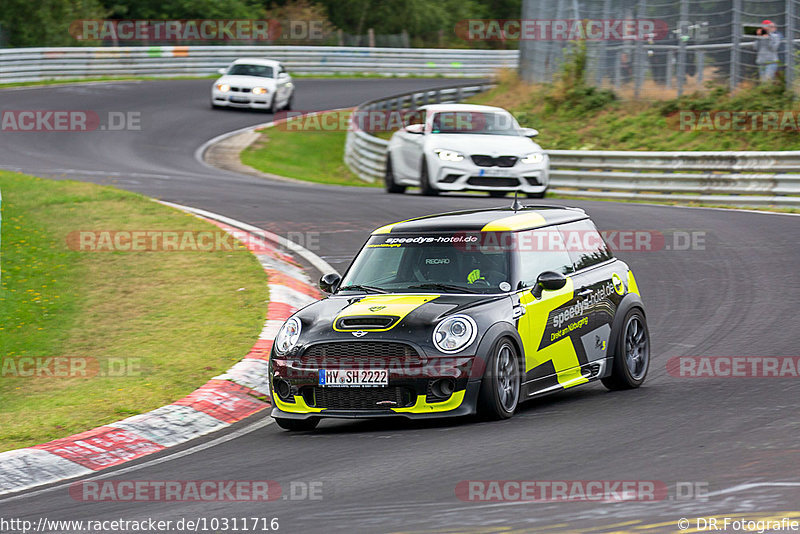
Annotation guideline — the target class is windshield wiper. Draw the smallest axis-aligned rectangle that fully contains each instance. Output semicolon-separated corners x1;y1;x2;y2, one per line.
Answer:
407;283;479;294
338;284;388;294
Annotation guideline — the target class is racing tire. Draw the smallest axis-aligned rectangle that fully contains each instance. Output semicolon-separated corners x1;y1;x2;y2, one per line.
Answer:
526;191;546;199
285;91;294;111
488;191;507;198
267;94;277;114
602;308;650;390
419;157;439;196
384;155;406;194
477;338;521;420
274;417;320;431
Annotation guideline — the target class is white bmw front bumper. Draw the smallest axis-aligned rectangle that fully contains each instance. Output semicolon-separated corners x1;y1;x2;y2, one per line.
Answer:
429;155;549;193
211;89;272;109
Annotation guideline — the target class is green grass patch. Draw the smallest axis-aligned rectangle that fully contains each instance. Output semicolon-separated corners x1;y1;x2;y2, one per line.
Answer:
0;171;269;452
241;111;377;187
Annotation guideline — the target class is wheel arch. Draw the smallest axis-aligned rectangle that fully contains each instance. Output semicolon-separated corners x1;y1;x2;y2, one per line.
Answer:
603;293;647;376
470;321;525;381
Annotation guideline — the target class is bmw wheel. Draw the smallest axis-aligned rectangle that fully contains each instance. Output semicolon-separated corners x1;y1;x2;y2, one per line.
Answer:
384;155;406;194
478;338;521;419
274;417;320;431
602;308;650;390
419;157;439;196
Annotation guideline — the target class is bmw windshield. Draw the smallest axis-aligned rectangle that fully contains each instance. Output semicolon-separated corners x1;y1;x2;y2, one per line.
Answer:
227;64;274;77
339;233;513;294
430;111;522;136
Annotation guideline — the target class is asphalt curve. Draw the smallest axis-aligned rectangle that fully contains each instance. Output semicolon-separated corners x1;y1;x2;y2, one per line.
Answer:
1;79;798;533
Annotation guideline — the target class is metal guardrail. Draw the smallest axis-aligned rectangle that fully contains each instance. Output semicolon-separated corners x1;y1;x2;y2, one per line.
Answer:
343;87;800;207
0;46;519;83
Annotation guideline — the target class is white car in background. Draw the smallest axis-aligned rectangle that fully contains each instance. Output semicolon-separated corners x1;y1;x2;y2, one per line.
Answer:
385;104;549;197
211;58;294;112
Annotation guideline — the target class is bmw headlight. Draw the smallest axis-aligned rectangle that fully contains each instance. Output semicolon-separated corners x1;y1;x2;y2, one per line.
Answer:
522;152;545;164
215;83;230;92
275;317;302;355
433;315;477;353
434;149;464;162
252;87;267;95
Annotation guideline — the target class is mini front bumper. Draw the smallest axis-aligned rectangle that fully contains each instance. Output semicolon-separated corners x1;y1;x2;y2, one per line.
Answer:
269;356;480;420
271;381;481;420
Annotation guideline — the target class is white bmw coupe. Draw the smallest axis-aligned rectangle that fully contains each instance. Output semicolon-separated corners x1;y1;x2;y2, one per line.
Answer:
385;104;548;197
211;58;294;112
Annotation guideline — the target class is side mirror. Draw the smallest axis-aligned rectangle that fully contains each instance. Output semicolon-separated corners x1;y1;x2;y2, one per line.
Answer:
404;123;425;135
531;271;567;299
278;72;289;79
319;273;341;294
217;67;227;75
521;127;538;138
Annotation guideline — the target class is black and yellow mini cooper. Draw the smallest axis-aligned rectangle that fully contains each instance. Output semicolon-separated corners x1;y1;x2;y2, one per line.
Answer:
269;204;650;431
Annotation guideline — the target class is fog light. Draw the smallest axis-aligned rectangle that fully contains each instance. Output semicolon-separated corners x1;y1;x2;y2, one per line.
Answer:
430;378;456;399
274;378;291;400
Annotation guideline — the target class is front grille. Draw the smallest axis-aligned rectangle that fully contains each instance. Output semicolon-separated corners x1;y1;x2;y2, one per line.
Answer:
300;342;422;368
467;177;520;188
471;155;518;167
335;316;398;330
230;87;251;93
303;386;415;410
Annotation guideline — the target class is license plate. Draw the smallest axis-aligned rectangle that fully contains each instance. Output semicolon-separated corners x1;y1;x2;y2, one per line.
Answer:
318;369;388;387
480;168;509;177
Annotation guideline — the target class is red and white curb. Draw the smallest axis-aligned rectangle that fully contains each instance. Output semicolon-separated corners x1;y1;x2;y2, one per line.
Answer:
0;203;331;496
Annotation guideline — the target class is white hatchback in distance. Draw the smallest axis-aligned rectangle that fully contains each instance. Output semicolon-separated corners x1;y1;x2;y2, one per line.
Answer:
211;58;294;112
385;104;548;197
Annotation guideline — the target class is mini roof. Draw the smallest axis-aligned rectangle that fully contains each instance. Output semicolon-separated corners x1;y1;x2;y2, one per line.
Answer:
372;205;587;234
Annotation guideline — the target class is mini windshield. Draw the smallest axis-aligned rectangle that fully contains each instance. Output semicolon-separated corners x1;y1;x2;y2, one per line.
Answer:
339;233;513;294
430;111;521;136
227;64;274;78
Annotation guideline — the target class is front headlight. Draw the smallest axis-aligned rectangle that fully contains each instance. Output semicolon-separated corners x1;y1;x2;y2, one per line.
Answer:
522;152;545;164
434;149;464;162
274;317;302;355
252;87;267;95
433;315;477;353
215;83;230;92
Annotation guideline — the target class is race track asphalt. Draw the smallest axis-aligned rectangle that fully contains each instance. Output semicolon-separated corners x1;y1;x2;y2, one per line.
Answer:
0;78;798;533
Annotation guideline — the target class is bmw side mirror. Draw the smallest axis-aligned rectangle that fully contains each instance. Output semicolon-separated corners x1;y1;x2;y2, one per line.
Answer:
522;127;539;138
319;273;341;294
217;67;227;75
404;123;425;135
532;271;566;299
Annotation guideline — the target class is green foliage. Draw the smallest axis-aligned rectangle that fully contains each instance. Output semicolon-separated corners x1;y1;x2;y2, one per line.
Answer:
543;41;617;115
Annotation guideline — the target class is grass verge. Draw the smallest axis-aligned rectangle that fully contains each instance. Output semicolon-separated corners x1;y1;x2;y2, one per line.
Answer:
241;111;377;187
0;171;269;452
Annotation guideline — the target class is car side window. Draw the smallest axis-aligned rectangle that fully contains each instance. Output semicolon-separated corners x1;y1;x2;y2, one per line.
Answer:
558;219;613;271
515;229;574;288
